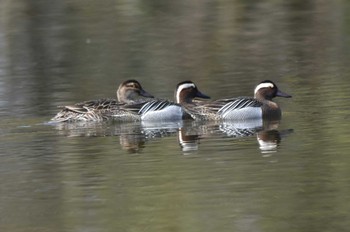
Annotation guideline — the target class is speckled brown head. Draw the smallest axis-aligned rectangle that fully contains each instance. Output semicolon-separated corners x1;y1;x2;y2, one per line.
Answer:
117;80;154;103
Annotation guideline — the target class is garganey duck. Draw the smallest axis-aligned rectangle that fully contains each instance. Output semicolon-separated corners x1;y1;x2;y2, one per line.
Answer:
186;80;291;121
113;81;210;122
50;79;153;122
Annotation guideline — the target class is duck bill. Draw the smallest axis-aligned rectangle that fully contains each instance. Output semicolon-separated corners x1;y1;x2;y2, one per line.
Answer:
196;91;210;99
276;89;292;98
140;89;154;98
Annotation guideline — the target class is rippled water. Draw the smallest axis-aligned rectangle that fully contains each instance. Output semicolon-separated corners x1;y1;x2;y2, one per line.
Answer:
1;1;350;232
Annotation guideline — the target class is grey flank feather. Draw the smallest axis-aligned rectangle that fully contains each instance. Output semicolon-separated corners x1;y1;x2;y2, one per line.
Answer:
218;98;262;115
138;100;176;114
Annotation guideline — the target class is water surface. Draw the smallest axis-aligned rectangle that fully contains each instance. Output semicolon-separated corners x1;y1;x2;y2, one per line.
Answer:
1;1;350;232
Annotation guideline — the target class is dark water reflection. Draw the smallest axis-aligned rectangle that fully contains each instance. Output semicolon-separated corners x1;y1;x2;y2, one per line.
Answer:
1;0;350;232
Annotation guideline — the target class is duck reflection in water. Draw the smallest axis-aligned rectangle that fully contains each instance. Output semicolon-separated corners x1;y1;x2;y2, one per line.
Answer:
174;119;293;154
178;127;200;154
219;119;293;154
51;119;292;154
119;133;146;153
119;121;182;153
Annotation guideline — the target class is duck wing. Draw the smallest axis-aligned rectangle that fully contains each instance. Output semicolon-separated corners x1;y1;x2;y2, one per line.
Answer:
62;98;123;112
184;97;262;120
216;97;262;115
121;100;177;115
51;99;124;122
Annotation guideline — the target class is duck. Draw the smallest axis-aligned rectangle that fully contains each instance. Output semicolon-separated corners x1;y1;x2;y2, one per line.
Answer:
116;79;155;104
112;81;210;122
185;80;291;121
50;79;154;122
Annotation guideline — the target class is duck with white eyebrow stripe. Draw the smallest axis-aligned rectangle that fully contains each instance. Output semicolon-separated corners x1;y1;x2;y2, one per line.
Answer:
254;82;275;96
185;80;292;121
113;81;210;122
175;82;196;103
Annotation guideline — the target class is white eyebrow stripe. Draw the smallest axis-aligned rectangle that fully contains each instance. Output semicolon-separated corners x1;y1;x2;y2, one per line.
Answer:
176;83;195;103
254;83;274;95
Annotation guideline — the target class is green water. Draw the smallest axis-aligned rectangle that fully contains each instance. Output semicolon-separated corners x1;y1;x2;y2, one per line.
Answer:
1;1;350;232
